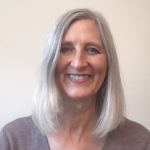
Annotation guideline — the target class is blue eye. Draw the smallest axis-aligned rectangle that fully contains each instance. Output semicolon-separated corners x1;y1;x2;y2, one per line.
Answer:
87;47;99;54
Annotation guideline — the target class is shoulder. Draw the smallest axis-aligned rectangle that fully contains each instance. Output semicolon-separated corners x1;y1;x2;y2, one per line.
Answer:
1;116;41;141
0;116;49;150
122;119;150;142
105;118;150;150
2;116;38;135
120;118;150;140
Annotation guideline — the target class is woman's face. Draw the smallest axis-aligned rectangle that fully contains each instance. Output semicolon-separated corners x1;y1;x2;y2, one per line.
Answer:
56;19;107;101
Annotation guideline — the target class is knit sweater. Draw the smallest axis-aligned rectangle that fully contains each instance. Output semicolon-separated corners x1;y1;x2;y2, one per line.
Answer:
0;116;150;150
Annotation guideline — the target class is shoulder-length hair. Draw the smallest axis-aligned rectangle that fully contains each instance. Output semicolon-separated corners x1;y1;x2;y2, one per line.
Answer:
32;8;125;137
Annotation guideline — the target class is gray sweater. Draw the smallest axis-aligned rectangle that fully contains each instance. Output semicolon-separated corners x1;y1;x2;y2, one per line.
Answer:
0;116;150;150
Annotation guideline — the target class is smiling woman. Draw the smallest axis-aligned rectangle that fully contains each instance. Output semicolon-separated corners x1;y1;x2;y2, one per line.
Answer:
0;8;150;150
56;20;107;101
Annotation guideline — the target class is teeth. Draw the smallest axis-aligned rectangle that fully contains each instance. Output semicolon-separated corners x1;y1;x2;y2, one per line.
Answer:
69;75;89;80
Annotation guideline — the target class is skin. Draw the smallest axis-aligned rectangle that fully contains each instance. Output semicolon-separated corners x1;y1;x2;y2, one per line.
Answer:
47;19;108;150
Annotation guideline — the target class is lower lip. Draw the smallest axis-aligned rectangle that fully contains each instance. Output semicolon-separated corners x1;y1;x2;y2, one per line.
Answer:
68;76;92;84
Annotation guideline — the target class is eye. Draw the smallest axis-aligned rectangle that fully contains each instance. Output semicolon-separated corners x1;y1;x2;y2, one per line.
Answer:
87;47;100;54
60;47;71;53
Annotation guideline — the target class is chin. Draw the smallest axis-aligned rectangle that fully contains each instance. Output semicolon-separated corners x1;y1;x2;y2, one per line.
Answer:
67;93;96;101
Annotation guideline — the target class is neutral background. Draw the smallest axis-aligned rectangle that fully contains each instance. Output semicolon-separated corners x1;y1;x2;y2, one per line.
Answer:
0;0;150;130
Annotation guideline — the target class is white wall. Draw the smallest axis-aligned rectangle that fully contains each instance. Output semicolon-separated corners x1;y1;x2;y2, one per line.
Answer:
0;0;150;130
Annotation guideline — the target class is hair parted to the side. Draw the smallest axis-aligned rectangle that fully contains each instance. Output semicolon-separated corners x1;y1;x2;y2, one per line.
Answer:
32;8;125;138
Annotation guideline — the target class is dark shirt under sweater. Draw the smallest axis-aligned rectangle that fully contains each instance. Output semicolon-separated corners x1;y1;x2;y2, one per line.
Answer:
0;116;150;150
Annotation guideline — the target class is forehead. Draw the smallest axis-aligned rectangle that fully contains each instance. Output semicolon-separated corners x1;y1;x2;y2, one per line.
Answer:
62;19;102;44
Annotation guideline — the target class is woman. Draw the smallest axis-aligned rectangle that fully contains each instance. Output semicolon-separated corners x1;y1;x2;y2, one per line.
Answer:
0;8;150;150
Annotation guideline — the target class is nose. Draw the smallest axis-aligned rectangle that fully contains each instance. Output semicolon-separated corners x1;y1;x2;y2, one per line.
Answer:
70;50;88;70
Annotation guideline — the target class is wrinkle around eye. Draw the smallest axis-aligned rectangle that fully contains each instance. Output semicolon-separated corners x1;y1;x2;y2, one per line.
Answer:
86;47;100;54
60;47;69;53
86;46;105;55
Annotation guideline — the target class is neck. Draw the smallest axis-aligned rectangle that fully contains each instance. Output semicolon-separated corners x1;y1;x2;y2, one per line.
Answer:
58;96;97;140
46;97;108;150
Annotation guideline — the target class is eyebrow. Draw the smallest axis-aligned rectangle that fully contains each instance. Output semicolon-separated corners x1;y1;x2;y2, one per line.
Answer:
61;41;104;50
85;42;104;50
61;41;74;47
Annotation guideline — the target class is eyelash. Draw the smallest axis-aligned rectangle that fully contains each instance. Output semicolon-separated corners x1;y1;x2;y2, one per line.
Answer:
60;47;101;54
86;47;100;54
60;47;72;53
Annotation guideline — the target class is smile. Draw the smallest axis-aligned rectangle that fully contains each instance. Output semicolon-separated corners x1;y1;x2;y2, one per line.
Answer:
69;75;90;81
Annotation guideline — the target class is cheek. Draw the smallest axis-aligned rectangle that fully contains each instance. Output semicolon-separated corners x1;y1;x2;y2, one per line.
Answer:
55;56;69;87
55;62;65;92
56;56;65;75
93;57;107;90
94;64;107;91
93;56;108;75
55;60;63;89
56;54;70;74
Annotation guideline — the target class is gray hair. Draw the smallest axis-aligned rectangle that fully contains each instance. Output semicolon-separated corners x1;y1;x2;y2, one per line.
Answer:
32;8;125;137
